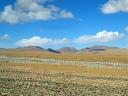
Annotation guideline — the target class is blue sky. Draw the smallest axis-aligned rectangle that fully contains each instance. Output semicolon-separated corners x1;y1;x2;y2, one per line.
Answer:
0;0;128;49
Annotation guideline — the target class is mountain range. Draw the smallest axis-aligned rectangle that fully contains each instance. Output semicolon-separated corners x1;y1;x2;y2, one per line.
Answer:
0;45;123;53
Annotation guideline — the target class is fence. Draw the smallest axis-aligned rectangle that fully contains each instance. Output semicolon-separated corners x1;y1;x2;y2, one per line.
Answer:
0;55;128;69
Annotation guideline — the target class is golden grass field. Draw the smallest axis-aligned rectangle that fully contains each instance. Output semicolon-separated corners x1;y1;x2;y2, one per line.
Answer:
0;50;128;96
0;61;128;96
0;61;128;77
0;49;128;64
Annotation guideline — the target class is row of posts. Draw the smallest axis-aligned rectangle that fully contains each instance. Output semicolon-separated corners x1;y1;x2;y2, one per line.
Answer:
0;55;128;69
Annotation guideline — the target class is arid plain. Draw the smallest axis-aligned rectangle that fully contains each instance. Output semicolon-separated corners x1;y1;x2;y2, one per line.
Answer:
0;46;128;96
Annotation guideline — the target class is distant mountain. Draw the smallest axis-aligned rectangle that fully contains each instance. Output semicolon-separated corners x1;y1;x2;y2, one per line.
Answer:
89;46;119;49
57;47;78;53
80;46;119;52
16;46;45;50
0;48;6;50
0;45;122;53
16;46;59;53
47;48;60;53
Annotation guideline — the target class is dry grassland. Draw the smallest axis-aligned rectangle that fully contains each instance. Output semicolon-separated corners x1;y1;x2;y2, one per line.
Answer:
0;49;128;63
0;62;128;96
0;50;128;96
0;62;128;77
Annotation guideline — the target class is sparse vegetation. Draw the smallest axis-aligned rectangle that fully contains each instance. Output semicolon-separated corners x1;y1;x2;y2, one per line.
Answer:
0;49;128;63
0;61;128;96
0;50;128;96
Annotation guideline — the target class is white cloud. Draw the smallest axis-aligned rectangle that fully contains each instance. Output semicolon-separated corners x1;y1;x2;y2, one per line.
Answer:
16;30;124;47
0;0;74;24
101;0;128;14
60;10;74;18
0;34;9;40
74;30;123;44
16;36;70;47
125;26;128;32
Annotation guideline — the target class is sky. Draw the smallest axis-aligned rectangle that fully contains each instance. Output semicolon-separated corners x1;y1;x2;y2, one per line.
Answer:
0;0;128;49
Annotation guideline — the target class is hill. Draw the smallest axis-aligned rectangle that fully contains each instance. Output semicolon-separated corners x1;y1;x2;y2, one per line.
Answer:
80;46;119;52
57;47;78;53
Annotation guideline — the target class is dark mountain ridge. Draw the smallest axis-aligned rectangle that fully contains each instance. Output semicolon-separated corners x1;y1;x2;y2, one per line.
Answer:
0;45;122;53
57;47;79;53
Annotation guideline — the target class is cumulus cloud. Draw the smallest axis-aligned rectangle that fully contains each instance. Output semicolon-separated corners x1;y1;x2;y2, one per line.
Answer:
125;26;128;32
0;0;74;24
0;34;9;40
16;36;70;47
74;30;123;44
101;0;128;14
16;30;124;47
